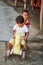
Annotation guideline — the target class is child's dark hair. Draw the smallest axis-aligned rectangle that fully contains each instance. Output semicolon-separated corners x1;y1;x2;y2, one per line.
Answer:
22;9;29;14
16;15;24;24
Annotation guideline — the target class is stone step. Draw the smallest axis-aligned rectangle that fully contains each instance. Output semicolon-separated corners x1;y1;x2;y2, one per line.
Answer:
27;42;43;50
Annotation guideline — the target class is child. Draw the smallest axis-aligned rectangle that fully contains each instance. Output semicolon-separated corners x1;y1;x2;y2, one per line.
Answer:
21;9;30;50
22;10;30;28
7;15;29;59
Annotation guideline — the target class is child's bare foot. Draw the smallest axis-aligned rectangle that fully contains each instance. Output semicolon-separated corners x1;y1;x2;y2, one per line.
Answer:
7;50;10;57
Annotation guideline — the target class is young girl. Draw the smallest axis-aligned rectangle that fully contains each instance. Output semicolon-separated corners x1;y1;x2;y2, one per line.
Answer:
22;10;30;29
7;15;29;59
21;9;30;50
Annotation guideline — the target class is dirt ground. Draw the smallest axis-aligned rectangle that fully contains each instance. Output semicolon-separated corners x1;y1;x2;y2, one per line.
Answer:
0;1;43;65
0;42;43;65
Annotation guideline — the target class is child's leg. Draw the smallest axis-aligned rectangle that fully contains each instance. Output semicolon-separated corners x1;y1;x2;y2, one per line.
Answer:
21;45;26;59
8;38;15;50
21;38;27;59
8;42;13;50
7;42;13;57
7;38;15;57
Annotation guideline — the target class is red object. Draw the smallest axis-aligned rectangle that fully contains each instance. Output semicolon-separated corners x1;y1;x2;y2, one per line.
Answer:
38;0;41;5
36;0;41;8
25;20;30;28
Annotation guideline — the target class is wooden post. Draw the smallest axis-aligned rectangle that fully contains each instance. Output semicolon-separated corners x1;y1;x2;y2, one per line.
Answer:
23;0;26;9
14;0;17;6
40;0;43;32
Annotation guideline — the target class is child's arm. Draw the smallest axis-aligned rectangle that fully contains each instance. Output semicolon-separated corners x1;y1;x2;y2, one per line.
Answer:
25;20;30;28
12;29;15;39
24;32;29;41
12;24;16;39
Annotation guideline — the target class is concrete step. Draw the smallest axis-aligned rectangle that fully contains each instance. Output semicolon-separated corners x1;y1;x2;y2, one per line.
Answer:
27;42;43;50
28;33;43;43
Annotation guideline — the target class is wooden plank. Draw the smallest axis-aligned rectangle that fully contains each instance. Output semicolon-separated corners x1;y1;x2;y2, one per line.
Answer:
14;0;17;6
23;0;26;9
40;0;42;32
